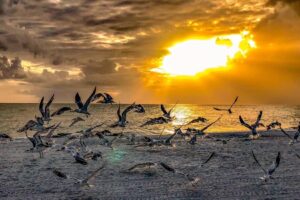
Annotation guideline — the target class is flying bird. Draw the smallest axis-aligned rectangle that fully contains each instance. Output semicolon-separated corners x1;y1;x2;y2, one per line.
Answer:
266;121;281;130
187;117;208;125
0;133;12;141
239;111;264;139
160;103;177;120
280;127;299;145
53;163;105;187
141;117;168;127
213;96;239;114
73;87;96;117
69;117;85;127
188;116;222;145
251;151;281;181
39;94;54;122
92;93;115;104
111;103;143;127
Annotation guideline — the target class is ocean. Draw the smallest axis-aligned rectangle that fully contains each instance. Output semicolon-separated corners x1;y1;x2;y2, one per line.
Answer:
0;104;299;137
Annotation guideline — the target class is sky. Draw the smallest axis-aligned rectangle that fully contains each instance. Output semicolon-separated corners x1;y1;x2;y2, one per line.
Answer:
0;0;299;104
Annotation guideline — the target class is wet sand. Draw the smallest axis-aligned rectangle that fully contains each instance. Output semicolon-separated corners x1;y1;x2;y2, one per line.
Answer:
1;130;300;200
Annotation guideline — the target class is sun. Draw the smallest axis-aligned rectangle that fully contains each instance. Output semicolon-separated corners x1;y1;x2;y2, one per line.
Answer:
151;32;256;76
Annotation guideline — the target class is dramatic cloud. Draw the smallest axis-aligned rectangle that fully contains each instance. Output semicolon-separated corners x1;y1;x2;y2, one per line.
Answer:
0;0;299;103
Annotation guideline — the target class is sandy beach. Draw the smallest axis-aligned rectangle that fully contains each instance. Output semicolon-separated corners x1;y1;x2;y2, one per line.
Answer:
1;130;300;200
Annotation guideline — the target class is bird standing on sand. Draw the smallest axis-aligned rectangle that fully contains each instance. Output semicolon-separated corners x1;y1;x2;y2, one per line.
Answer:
214;96;239;114
73;87;96;117
239;111;264;139
251;151;281;182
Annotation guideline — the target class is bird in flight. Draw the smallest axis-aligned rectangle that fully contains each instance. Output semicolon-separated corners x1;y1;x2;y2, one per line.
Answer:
213;96;239;114
251;150;281;182
239;111;264;139
73;87;97;117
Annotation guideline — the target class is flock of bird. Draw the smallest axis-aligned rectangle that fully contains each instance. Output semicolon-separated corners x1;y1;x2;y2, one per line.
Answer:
0;87;299;188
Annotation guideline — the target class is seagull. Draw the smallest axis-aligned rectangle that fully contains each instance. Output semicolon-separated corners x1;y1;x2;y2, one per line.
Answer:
18;117;55;133
111;103;141;127
266;121;281;131
159;162;199;184
134;104;145;113
213;96;239;114
95;132;118;149
139;128;178;147
27;131;51;158
187;117;208;125
160;103;177;120
239;111;264;139
0;133;12;141
43;122;61;146
280;127;299;145
188;116;222;145
140;117;168;127
53;163;105;187
65;147;88;165
73;87;96;117
76;124;104;137
39;94;54;122
93;93;115;104
69;117;85;127
251;150;281;182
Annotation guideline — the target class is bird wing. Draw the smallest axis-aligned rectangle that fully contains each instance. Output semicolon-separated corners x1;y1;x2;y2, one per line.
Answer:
121;103;135;121
45;94;54;115
202;152;216;165
82;162;106;183
92;93;104;102
39;97;45;117
83;86;96;110
51;107;72;117
159;162;176;173
117;103;122;121
46;122;61;138
251;150;267;174
213;107;227;111
229;96;239;109
254;111;263;127
127;162;156;171
293;131;299;141
268;152;280;175
165;130;177;144
168;102;178;114
104;93;113;101
280;127;293;140
160;104;168;115
200;116;221;133
75;93;84;109
239;116;252;130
